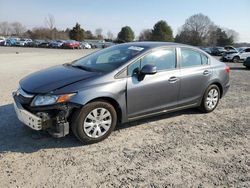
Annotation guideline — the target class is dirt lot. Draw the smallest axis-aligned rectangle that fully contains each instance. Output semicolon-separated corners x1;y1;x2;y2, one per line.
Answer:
0;47;249;187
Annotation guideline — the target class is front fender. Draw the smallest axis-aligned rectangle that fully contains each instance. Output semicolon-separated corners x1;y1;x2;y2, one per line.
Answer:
69;79;128;122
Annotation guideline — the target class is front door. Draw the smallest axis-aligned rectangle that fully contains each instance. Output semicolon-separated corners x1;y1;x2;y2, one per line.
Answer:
126;48;180;118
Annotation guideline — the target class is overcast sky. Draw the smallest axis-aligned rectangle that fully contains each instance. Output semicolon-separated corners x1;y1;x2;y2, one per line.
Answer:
0;0;249;42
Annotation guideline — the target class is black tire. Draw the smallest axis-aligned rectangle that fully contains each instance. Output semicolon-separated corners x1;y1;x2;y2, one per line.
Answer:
199;84;220;113
233;56;240;63
71;100;117;144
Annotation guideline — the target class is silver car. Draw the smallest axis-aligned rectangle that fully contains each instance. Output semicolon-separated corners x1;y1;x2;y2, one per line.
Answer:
13;42;230;143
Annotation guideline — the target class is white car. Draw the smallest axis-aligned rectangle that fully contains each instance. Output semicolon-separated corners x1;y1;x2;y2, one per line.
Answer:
0;36;5;42
16;39;32;46
81;42;91;49
223;47;250;63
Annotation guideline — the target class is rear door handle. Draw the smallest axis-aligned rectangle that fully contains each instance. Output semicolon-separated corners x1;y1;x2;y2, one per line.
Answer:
203;70;211;76
168;76;179;83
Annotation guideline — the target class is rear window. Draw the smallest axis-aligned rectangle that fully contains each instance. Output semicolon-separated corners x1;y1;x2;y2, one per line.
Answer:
180;48;209;68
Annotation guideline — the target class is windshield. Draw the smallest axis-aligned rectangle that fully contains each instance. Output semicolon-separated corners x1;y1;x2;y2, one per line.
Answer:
237;48;246;53
72;44;147;72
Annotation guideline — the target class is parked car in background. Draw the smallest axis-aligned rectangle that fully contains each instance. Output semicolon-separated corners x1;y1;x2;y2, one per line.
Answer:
5;38;17;46
243;57;250;69
222;47;250;63
49;40;64;48
199;47;212;54
16;38;33;46
13;42;230;144
222;46;239;62
103;42;115;48
0;38;18;46
80;42;91;49
210;47;226;56
26;40;44;47
224;46;237;52
0;36;6;46
62;40;80;49
38;41;51;48
0;36;5;43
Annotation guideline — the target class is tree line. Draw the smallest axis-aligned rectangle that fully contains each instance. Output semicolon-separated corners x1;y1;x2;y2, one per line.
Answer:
0;13;238;46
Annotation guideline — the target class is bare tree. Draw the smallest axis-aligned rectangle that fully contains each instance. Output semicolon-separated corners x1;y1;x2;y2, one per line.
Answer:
224;28;239;42
95;28;103;39
176;13;215;46
45;14;56;39
206;24;219;46
139;29;152;41
11;22;26;36
107;30;114;40
0;22;11;36
45;14;55;30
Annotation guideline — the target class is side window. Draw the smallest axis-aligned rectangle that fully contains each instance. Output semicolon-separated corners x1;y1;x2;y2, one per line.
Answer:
140;49;176;71
128;59;140;76
201;54;209;65
245;48;250;53
180;48;202;68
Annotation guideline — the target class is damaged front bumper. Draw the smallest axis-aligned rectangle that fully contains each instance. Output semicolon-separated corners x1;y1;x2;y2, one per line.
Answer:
13;92;79;138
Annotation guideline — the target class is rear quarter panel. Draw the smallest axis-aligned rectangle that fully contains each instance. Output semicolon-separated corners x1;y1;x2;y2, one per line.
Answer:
210;58;230;97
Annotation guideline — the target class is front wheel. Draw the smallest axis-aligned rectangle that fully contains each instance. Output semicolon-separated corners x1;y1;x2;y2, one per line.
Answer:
233;56;240;63
71;101;117;144
199;85;220;113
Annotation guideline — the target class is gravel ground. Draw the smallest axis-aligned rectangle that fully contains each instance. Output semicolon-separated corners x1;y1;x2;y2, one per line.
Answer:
0;47;249;188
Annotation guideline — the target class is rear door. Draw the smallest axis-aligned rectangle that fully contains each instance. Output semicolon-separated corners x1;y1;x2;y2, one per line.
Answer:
126;48;181;118
178;48;211;106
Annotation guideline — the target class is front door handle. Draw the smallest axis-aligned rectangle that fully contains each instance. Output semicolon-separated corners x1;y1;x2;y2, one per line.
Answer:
168;76;178;83
203;70;211;76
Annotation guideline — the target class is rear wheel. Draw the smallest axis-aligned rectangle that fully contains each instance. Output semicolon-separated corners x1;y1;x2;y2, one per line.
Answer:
199;85;220;113
71;101;117;144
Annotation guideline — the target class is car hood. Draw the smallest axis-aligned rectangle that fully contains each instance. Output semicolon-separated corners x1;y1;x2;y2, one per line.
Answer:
227;52;239;56
20;64;100;94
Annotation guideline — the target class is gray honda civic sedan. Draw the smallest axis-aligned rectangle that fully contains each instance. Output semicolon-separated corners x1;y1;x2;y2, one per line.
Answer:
13;42;230;143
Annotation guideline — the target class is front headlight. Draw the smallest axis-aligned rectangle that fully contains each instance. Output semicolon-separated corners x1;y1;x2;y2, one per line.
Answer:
32;93;75;106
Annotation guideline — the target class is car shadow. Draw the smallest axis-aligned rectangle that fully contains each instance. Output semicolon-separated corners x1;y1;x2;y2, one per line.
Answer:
0;103;201;154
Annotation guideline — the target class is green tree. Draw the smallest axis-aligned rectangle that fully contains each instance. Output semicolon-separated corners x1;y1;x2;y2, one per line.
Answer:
117;26;135;42
85;30;94;39
215;28;233;46
69;23;84;41
151;20;173;42
175;30;202;46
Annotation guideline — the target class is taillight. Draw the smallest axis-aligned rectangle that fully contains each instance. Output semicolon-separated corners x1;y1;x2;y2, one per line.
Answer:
225;66;230;73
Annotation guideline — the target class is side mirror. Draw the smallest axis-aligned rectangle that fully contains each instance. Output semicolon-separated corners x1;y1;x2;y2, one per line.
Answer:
140;64;157;75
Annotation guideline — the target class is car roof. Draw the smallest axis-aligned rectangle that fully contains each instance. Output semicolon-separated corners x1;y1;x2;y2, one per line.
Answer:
116;41;193;50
